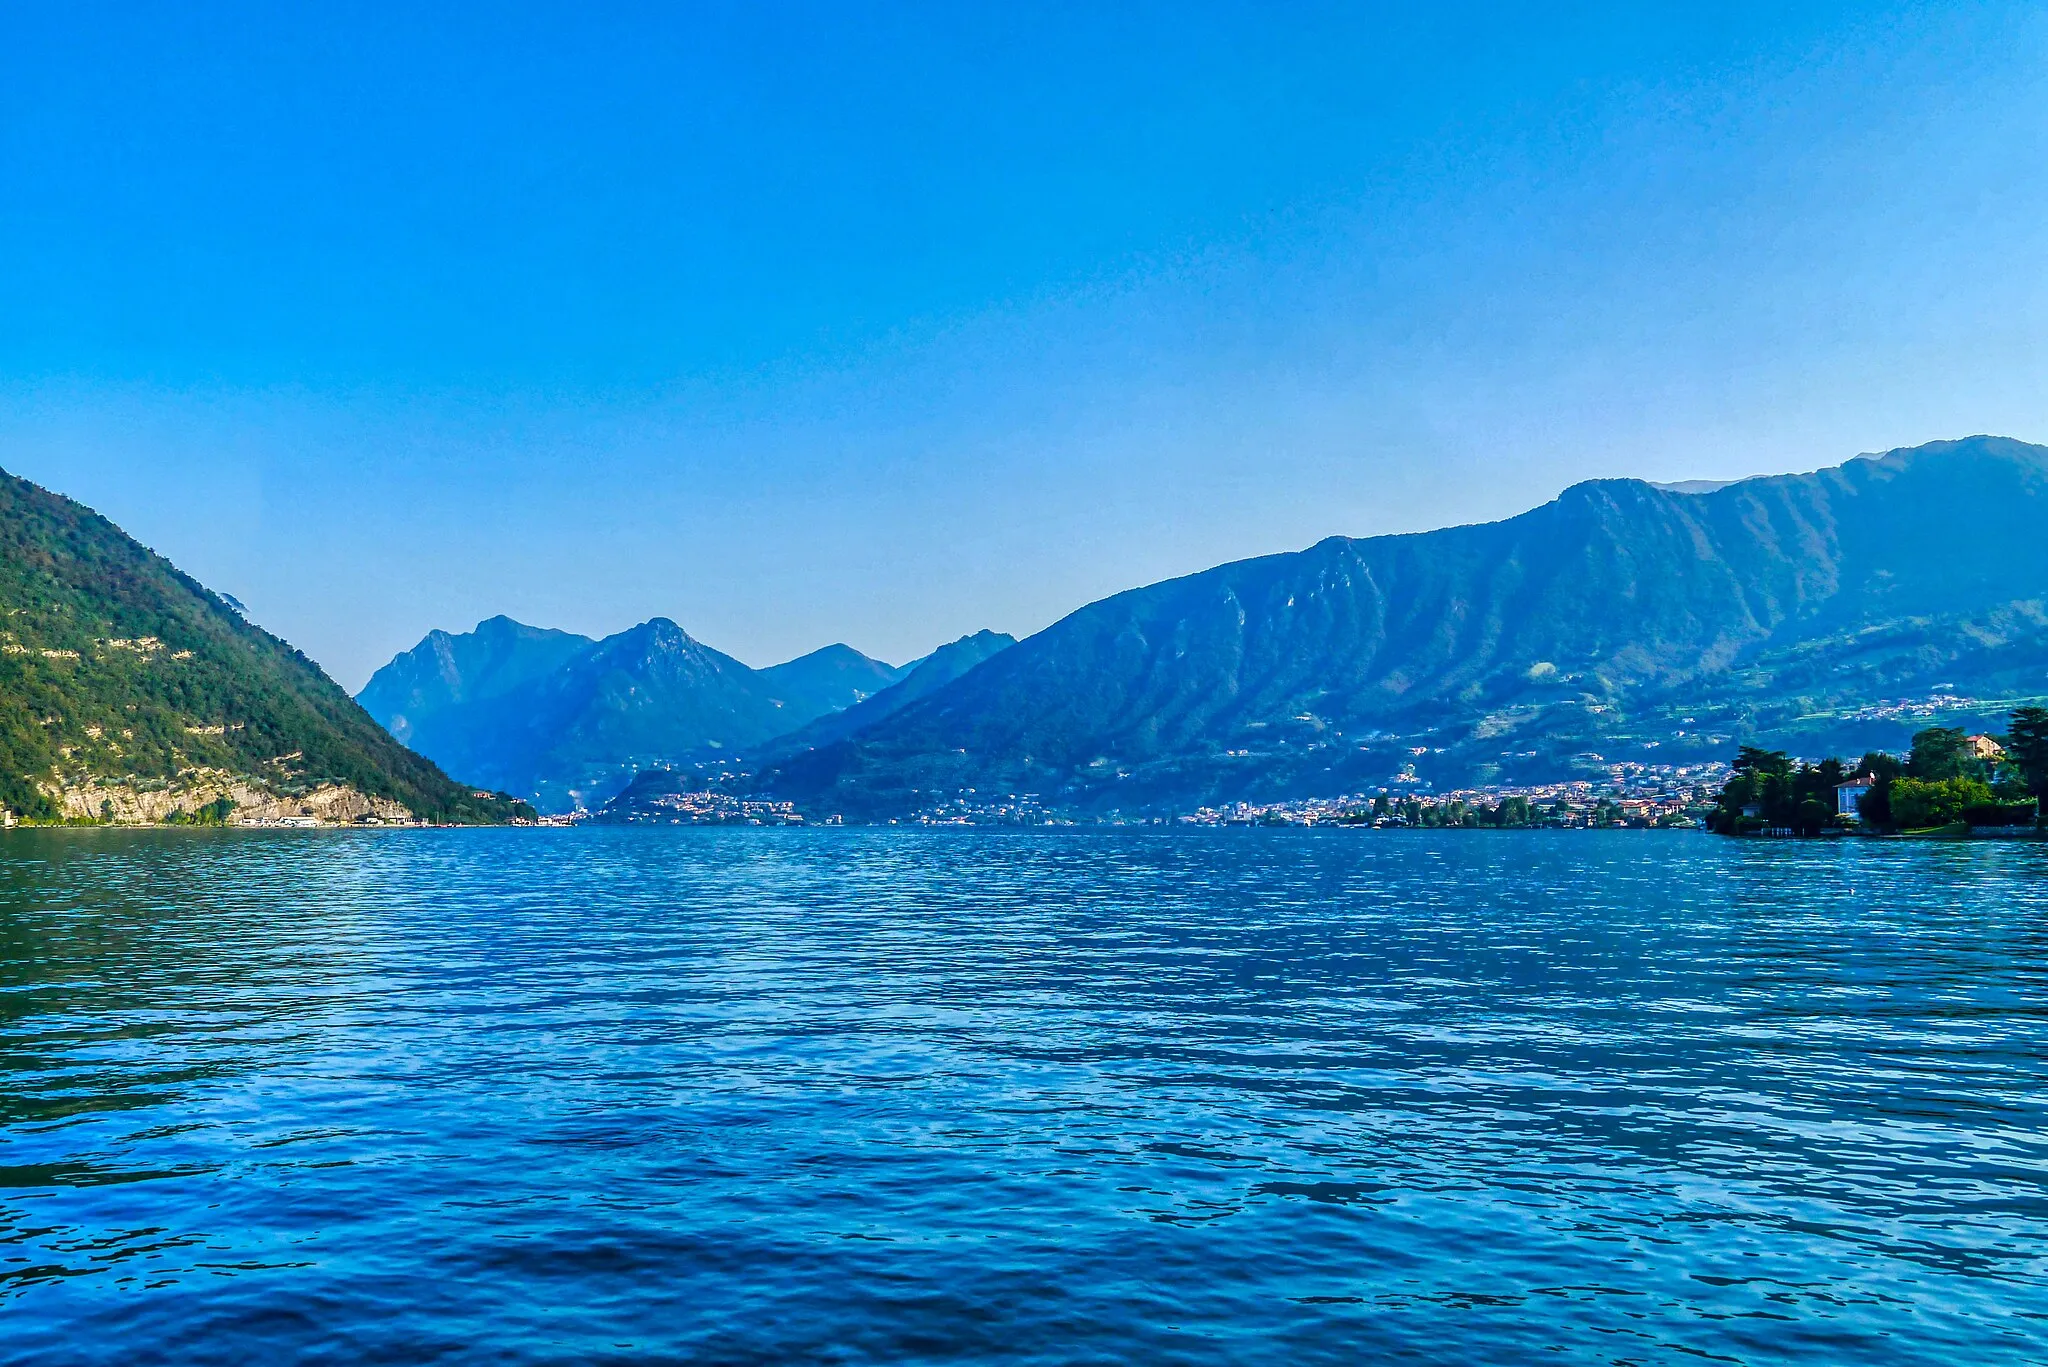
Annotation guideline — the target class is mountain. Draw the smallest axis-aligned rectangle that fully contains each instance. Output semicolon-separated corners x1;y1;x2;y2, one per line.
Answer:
594;629;1018;825
358;619;912;812
762;437;2048;816
355;615;595;781
755;629;1016;760
592;632;1018;824
0;467;526;825
401;618;792;811
758;644;907;719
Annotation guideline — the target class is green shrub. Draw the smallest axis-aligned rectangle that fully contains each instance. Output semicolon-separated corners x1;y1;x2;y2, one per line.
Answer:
1962;801;2039;828
1889;777;1994;829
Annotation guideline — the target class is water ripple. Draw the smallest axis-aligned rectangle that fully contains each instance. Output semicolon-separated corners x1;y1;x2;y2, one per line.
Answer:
0;828;2045;1363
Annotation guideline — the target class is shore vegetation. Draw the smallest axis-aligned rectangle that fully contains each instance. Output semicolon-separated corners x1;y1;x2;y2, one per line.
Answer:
1708;710;2045;836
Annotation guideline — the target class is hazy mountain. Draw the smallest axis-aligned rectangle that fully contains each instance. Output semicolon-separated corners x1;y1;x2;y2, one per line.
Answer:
755;629;1017;761
489;619;803;809
359;619;916;811
599;631;1019;823
763;437;2048;815
0;467;525;824
889;630;1017;698
759;644;907;720
356;615;594;767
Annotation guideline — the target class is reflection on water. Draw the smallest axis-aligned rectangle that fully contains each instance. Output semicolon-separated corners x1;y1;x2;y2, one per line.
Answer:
1;828;2045;1364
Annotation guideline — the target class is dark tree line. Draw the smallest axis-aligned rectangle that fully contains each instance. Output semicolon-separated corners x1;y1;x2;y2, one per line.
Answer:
1709;708;2047;836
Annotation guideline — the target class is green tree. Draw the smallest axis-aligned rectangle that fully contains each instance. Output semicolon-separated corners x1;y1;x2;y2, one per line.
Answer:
1889;776;1993;830
2005;706;2048;805
1735;746;1792;779
1907;728;1972;781
1710;752;1852;836
1852;751;1903;827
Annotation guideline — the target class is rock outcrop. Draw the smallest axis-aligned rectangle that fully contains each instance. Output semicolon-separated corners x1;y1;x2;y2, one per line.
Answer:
42;769;416;825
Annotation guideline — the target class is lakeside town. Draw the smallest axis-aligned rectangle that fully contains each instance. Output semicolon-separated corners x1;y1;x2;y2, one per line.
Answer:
580;788;814;826
19;725;2034;834
17;730;2042;833
577;759;1734;829
1175;765;1725;828
578;717;2047;833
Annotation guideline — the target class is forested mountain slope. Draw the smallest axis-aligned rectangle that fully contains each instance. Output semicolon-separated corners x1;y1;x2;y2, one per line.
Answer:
0;468;523;824
763;437;2048;814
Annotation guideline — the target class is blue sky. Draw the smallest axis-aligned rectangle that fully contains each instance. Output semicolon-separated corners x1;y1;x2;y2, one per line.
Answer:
3;2;2046;687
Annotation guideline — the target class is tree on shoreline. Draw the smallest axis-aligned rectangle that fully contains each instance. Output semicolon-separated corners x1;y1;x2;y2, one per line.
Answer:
1888;776;1994;830
1708;748;1842;836
2008;707;2048;805
1852;750;1903;827
1711;712;2044;837
1905;728;1971;781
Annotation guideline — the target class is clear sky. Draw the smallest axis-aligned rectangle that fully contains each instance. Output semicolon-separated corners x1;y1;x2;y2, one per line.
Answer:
4;2;2046;687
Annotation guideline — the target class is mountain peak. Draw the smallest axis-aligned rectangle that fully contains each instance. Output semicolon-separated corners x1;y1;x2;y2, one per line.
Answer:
1858;434;2048;472
760;642;906;718
1550;476;1675;515
613;617;697;651
775;642;896;671
474;613;541;635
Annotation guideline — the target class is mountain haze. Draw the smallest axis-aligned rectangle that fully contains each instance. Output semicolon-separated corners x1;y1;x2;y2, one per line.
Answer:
756;630;1017;762
763;437;2048;815
758;644;908;719
356;615;595;760
359;619;916;811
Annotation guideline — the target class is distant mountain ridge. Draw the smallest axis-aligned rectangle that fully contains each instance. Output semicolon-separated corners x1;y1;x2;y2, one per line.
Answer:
755;630;1017;762
758;644;908;719
358;615;595;752
760;436;2048;815
357;617;1000;811
359;436;2048;820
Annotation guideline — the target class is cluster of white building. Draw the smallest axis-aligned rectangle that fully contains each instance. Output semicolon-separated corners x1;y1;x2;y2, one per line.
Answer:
897;791;1069;826
1180;761;1731;828
607;790;808;825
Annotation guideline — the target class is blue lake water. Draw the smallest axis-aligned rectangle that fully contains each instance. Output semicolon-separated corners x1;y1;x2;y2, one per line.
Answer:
1;828;2045;1364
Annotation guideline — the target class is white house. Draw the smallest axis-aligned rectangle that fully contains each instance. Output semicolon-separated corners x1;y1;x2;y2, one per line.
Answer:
1836;779;1871;818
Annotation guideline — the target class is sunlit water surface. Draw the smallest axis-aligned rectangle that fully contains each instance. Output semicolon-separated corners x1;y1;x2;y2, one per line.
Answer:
1;828;2045;1364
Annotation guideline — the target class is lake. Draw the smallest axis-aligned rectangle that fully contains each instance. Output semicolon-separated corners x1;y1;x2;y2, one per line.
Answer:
1;828;2044;1364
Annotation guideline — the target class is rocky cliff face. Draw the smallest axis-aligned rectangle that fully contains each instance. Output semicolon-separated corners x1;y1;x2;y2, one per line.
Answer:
45;770;415;825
